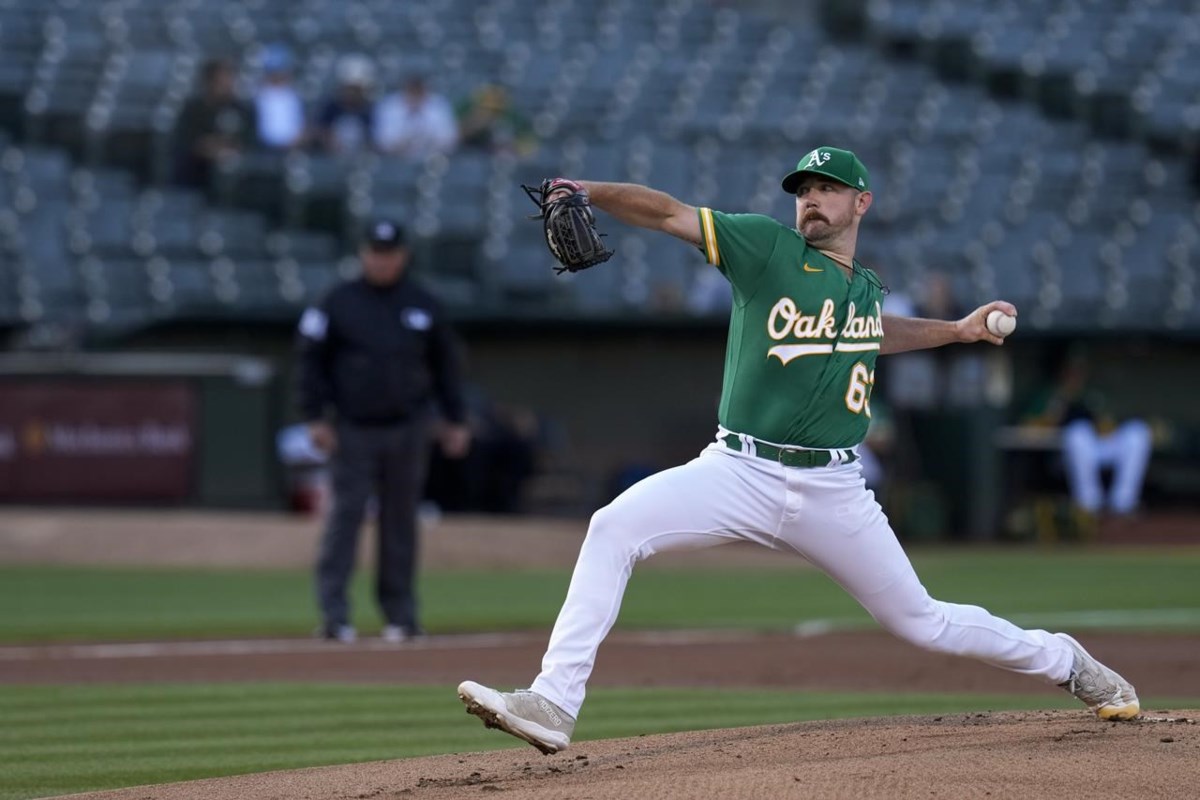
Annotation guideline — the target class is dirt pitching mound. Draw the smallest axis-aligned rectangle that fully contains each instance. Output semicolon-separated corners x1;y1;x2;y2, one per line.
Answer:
57;710;1198;800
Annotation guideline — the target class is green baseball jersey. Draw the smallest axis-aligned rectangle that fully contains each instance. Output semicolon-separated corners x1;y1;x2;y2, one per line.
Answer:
698;207;885;449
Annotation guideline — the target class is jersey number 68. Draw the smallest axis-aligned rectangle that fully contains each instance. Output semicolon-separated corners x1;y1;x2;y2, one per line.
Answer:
845;362;875;417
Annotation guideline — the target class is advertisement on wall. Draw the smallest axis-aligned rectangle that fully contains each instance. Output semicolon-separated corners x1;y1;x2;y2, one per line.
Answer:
0;381;195;502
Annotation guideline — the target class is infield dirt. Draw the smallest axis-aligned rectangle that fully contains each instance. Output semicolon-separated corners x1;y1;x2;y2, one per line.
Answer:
52;710;1200;800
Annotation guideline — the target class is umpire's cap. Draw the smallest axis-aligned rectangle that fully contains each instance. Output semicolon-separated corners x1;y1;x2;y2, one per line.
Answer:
362;219;407;250
781;146;870;194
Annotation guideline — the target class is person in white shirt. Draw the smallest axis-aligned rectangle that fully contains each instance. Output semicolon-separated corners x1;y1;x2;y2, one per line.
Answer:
374;75;458;160
255;44;307;150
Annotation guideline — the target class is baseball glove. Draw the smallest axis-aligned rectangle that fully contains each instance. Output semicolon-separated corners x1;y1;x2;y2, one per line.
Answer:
521;178;614;274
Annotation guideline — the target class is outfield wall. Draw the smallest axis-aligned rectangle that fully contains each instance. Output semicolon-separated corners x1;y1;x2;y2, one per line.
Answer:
2;327;1197;535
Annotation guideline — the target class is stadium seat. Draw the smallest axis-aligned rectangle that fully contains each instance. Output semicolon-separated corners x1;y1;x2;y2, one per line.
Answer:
0;0;1196;329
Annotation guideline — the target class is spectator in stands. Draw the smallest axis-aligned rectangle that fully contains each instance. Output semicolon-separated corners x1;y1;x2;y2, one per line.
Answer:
374;75;458;160
175;58;254;191
254;44;307;151
296;219;470;644
1021;348;1153;518
317;54;377;156
456;84;536;156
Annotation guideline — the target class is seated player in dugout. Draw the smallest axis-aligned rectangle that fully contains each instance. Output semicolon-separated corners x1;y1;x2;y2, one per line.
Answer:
1020;345;1154;520
458;147;1141;755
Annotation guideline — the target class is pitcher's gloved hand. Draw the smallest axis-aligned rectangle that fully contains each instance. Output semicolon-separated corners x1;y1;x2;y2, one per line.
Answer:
521;178;614;274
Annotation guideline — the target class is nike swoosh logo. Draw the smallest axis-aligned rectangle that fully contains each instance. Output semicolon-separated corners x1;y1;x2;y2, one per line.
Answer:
803;263;823;273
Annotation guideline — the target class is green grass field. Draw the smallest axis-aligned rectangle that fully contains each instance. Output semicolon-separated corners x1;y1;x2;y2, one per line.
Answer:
3;547;1198;799
2;548;1199;641
12;683;1199;800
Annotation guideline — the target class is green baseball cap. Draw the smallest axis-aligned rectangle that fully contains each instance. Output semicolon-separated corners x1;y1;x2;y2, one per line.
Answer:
781;146;870;194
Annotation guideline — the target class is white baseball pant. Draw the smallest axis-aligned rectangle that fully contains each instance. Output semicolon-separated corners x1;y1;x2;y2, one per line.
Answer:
1062;419;1152;514
530;437;1075;718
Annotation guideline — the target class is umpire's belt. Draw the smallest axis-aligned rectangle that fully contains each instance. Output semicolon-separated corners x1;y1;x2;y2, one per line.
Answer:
720;433;858;468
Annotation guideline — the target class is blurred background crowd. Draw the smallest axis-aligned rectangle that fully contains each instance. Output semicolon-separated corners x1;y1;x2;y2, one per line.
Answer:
0;0;1198;543
175;50;535;187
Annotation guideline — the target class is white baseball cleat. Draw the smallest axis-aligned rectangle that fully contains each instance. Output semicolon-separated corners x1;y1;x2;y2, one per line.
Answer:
457;681;574;755
1055;633;1140;720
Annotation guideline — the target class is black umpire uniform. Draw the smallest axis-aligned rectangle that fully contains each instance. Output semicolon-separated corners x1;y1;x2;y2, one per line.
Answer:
296;220;468;642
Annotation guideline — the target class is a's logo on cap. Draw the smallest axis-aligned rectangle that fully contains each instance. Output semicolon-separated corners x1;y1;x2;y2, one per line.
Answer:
375;222;394;239
857;177;865;188
803;149;832;169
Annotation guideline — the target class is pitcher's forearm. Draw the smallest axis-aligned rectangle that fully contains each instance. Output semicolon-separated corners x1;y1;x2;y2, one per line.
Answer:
579;182;683;227
579;181;702;244
880;315;962;354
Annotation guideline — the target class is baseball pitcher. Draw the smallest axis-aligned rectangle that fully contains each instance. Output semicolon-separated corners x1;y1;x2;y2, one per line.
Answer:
459;148;1140;754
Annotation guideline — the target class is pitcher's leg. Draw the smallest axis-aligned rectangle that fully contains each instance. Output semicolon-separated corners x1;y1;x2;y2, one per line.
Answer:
530;449;781;717
784;470;1073;683
865;577;1073;682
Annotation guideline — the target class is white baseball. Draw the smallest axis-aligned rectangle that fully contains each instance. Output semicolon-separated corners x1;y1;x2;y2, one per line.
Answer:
986;309;1017;337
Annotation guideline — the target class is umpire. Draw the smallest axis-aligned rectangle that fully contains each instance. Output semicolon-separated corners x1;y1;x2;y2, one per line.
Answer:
296;219;469;643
